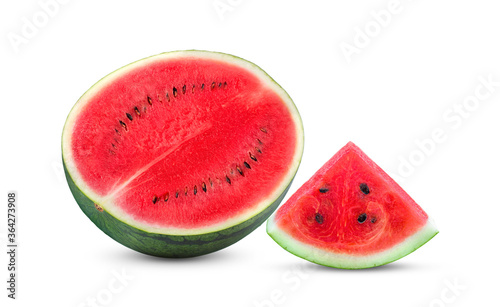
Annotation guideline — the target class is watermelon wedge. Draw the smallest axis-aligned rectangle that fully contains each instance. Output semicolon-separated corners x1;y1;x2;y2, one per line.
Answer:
62;50;304;257
267;142;438;269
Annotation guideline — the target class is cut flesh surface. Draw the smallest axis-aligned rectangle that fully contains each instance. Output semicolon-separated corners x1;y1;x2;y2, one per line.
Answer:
267;142;438;269
62;51;303;251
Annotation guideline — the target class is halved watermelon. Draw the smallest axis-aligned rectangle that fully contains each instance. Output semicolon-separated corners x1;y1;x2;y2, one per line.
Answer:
267;142;438;269
62;50;304;257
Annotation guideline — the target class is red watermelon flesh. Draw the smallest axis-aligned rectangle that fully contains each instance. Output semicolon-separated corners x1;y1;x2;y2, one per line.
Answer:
62;51;304;257
69;56;297;229
267;142;438;269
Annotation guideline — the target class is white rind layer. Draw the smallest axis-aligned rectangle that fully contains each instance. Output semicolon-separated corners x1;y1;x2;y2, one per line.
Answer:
267;214;438;269
62;50;304;236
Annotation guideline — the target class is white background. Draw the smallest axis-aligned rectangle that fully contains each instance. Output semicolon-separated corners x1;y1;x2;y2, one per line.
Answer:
1;0;499;306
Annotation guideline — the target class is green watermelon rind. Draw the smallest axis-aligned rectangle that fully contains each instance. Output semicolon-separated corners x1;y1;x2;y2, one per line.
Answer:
267;216;438;269
62;50;304;257
65;160;295;257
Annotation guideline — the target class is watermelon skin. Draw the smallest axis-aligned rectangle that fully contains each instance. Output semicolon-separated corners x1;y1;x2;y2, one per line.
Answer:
267;142;438;269
268;217;438;269
65;161;293;257
62;50;304;257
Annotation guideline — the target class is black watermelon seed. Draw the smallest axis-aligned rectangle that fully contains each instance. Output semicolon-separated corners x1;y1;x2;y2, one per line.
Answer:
134;107;141;115
194;185;197;195
175;190;179;198
243;161;251;169
147;96;153;105
152;196;158;204
201;83;205;90
319;187;329;193
237;166;244;176
358;213;367;224
182;84;186;94
211;82;216;90
226;176;231;185
371;217;377;223
164;193;169;202
360;183;370;195
166;93;170;102
202;182;207;192
249;152;257;162
173;87;178;97
126;113;133;121
315;213;324;224
119;120;128;131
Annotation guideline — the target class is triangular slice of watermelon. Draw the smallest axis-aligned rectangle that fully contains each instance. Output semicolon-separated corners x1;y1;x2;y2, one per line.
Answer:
267;142;438;269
